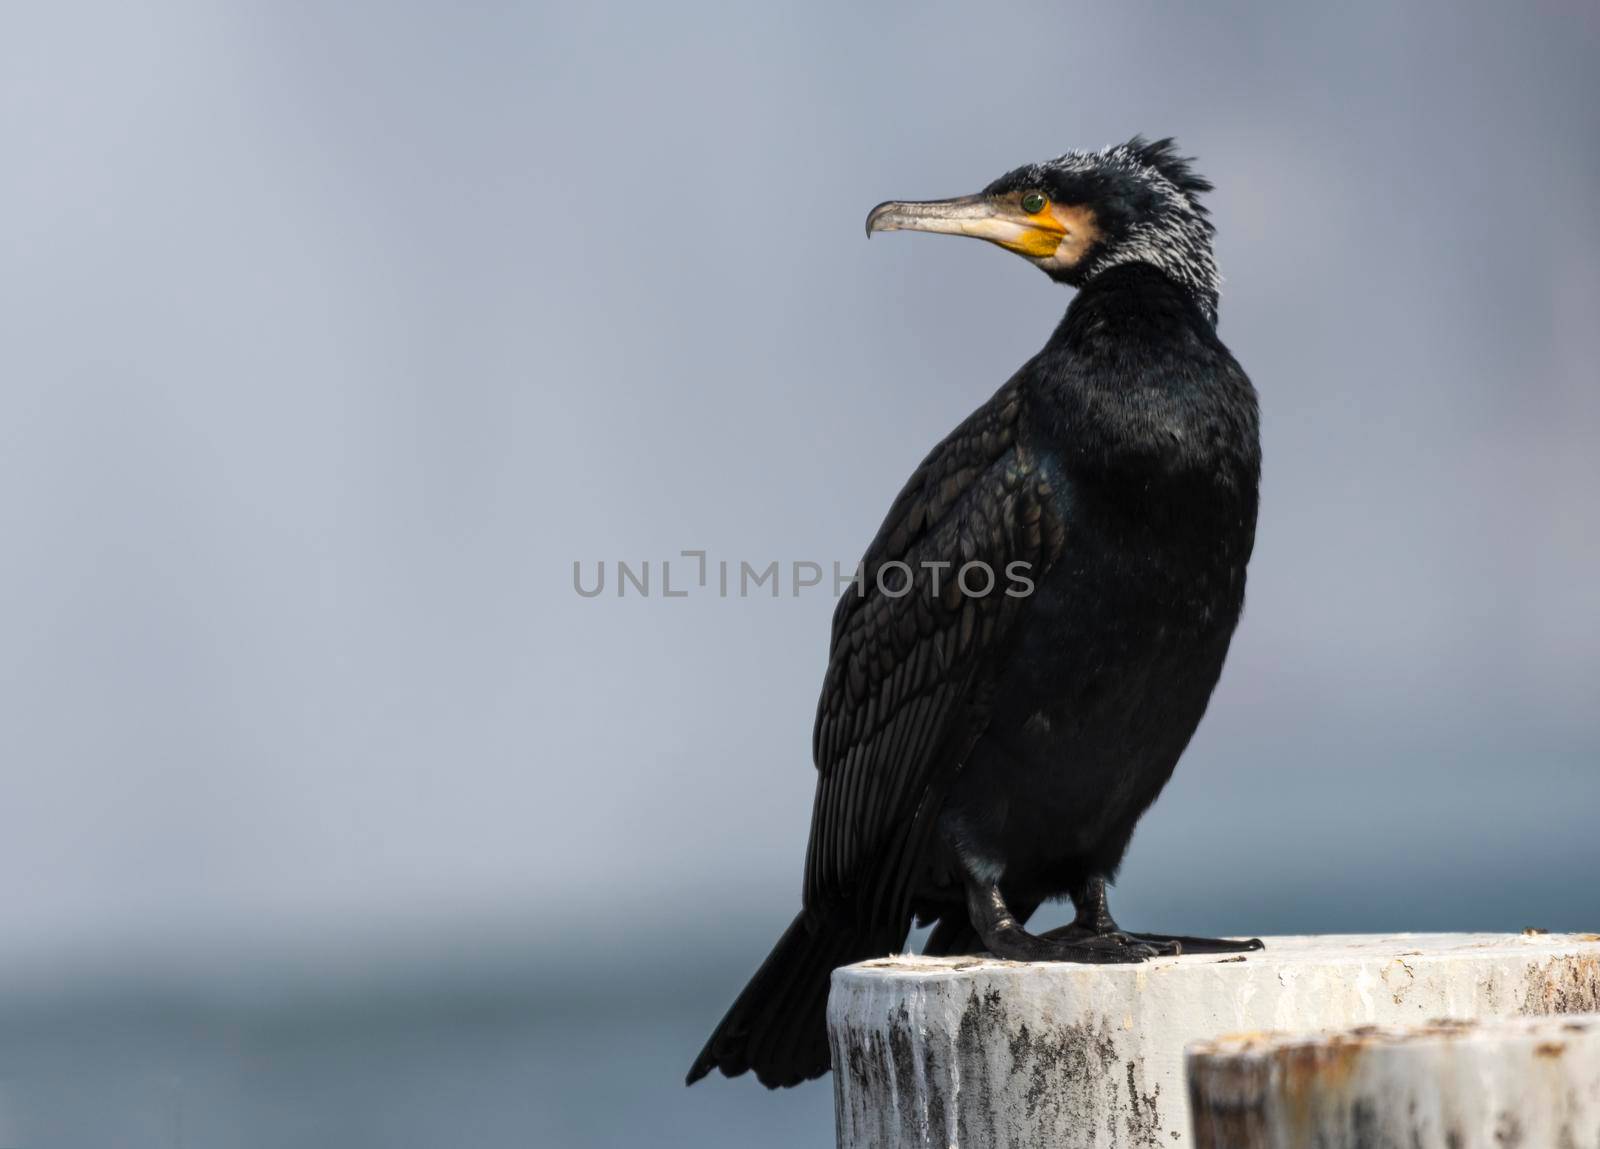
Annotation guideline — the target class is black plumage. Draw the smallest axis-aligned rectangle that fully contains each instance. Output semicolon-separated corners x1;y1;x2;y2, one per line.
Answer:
689;138;1262;1088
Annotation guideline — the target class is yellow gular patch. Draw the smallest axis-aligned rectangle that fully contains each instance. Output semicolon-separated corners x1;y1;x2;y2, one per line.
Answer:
1000;225;1066;259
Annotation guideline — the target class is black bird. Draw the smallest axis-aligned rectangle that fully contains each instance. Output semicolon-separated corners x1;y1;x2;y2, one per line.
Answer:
688;138;1262;1089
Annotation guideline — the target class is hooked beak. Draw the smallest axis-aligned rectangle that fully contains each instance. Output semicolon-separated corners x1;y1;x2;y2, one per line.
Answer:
864;194;1065;259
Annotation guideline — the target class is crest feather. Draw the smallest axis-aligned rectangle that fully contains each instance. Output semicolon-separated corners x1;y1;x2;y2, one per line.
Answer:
1123;135;1213;216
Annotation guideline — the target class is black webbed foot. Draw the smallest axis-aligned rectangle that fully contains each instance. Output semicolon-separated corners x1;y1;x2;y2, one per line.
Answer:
986;926;1164;964
1039;922;1182;957
965;879;1160;964
1063;876;1264;958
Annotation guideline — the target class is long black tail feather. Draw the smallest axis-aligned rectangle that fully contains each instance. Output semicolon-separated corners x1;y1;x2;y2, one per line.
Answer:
686;912;896;1089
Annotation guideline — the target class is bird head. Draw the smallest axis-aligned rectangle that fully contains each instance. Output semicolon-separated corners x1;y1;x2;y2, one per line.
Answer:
866;136;1219;321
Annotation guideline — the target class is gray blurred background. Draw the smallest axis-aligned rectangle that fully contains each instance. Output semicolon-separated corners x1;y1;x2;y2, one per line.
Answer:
2;1;1597;1145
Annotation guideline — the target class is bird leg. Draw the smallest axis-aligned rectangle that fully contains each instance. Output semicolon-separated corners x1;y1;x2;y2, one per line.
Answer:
1041;876;1264;956
963;877;1163;964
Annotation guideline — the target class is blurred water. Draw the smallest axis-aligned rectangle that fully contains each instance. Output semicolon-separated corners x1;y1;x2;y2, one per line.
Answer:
0;972;833;1149
0;1007;830;1149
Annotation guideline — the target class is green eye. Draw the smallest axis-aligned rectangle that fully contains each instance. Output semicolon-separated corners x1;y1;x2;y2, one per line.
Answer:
1021;191;1048;214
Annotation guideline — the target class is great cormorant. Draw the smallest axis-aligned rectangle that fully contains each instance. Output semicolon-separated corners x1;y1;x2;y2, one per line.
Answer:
688;137;1262;1089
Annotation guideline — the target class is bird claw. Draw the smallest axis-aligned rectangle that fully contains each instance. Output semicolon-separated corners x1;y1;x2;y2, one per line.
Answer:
1127;932;1262;956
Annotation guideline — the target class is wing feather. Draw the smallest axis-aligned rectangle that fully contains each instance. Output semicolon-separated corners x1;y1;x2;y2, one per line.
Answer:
802;378;1064;919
